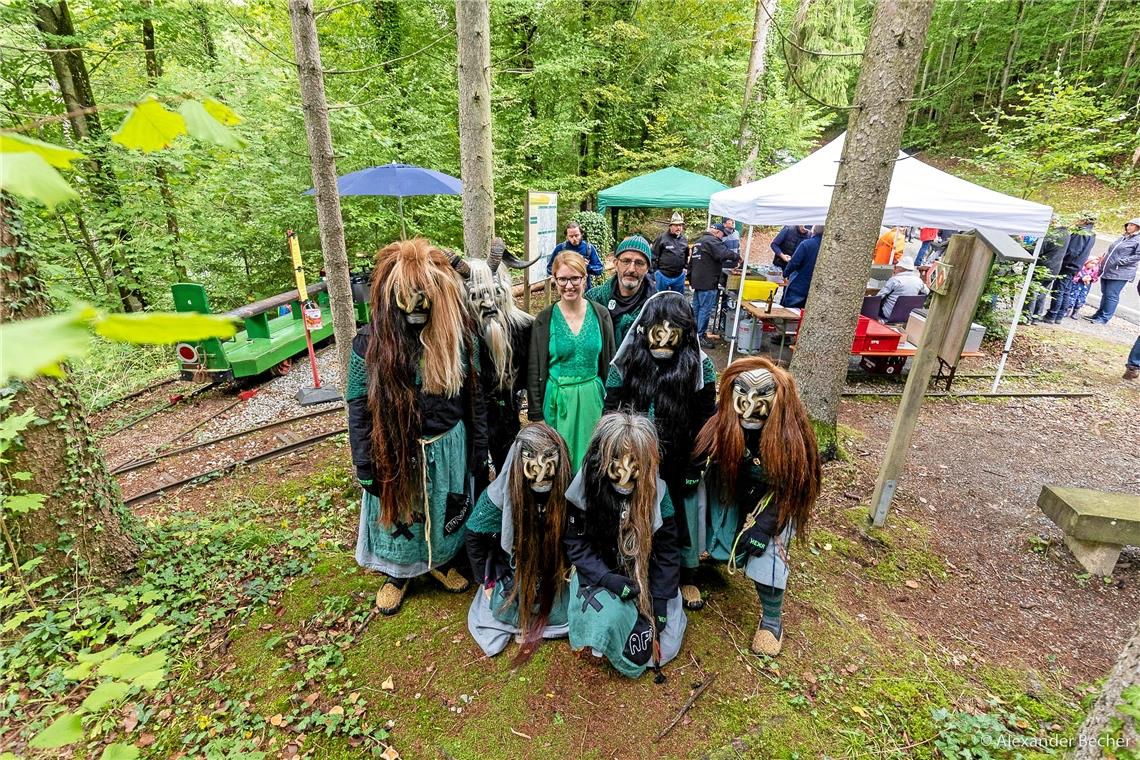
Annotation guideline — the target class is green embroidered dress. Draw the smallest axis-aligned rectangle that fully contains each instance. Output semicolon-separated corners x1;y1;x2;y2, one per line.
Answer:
543;305;605;470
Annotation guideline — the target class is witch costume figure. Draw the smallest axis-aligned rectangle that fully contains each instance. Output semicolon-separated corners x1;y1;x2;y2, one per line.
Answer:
603;291;716;611
453;239;535;471
465;423;571;658
691;357;820;656
563;412;686;679
346;238;490;616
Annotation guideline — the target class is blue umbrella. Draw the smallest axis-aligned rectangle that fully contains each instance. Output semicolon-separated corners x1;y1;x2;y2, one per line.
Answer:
304;162;462;237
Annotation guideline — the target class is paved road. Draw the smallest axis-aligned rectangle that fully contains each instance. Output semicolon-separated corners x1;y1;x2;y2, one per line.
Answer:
1080;233;1139;326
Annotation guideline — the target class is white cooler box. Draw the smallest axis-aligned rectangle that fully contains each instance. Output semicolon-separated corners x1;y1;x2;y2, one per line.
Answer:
904;309;986;353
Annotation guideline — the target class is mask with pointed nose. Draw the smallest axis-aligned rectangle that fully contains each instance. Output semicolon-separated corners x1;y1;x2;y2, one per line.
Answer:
520;442;559;493
606;451;640;496
642;319;683;360
395;289;431;325
732;368;776;430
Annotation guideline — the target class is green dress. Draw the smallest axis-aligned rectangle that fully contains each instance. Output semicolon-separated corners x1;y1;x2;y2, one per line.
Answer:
543;305;605;470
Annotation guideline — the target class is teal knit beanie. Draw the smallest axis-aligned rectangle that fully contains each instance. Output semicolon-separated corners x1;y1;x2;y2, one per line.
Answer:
615;234;652;265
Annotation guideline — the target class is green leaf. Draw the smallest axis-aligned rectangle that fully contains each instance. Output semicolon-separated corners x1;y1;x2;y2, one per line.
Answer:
100;743;140;760
177;100;244;150
131;668;165;690
1;610;40;634
0;308;95;385
203;98;242;126
0;151;79;209
112;98;187;152
94;312;236;345
98;650;166;681
81;680;130;712
0;132;85;167
1;493;46;514
126;623;173;648
28;711;83;749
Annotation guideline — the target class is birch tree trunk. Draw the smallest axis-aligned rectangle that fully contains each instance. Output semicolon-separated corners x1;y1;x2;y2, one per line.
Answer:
736;0;777;184
456;0;495;258
787;0;935;457
288;0;356;385
1075;614;1140;757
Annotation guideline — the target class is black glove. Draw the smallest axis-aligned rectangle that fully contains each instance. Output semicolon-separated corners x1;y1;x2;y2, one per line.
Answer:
358;478;381;497
599;572;639;602
741;522;771;557
652;597;668;630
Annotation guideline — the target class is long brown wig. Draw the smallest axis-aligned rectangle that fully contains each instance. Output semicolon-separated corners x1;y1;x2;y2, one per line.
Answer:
582;412;661;628
693;357;820;538
504;423;571;639
366;238;469;525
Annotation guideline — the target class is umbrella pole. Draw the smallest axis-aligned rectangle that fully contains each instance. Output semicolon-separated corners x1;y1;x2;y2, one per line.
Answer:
398;195;407;238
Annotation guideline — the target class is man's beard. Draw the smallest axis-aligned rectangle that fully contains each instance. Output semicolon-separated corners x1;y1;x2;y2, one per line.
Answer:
481;316;514;390
618;275;641;294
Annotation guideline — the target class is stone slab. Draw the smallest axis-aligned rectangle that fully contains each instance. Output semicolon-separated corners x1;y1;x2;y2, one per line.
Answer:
1062;534;1122;577
1037;485;1140;546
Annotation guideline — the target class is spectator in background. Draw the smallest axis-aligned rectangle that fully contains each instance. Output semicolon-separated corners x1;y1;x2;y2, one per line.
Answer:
651;212;690;294
873;227;905;266
1030;216;1071;323
1066;257;1102;319
1086;217;1140;325
1126;281;1140;380
1044;211;1097;323
781;225;823;309
722;218;741;259
689;224;734;347
546;222;604;280
877;258;929;320
915;227;938;266
770;224;810;271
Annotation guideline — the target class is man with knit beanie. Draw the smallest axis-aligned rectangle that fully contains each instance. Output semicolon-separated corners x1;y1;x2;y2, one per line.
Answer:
586;234;657;345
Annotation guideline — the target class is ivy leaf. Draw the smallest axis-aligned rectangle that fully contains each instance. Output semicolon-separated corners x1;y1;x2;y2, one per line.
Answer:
203;97;242;126
178;100;244;150
0;308;96;386
0;151;79;209
100;743;140;760
112;98;187;152
94;312;236;344
81;680;131;712
126;623;174;649
99;651;166;681
28;711;83;749
0;132;85;167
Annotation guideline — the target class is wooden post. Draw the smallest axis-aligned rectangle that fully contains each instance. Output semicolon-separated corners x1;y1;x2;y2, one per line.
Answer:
868;233;995;527
523;194;531;314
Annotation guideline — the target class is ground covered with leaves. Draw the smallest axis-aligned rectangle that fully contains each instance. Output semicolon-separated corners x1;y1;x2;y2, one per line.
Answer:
4;322;1138;759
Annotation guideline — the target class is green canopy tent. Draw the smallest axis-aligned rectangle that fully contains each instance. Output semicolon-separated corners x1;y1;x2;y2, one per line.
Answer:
596;167;730;241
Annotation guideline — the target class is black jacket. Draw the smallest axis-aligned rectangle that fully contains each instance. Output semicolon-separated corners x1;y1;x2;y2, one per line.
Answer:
526;301;616;422
480;321;532;470
651;232;690;278
1039;227;1072;275
1060;223;1096;275
347;326;489;484
688;233;735;291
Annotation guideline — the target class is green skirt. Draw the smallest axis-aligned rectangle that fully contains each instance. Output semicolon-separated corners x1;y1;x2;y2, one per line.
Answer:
543;374;604;471
354;421;471;578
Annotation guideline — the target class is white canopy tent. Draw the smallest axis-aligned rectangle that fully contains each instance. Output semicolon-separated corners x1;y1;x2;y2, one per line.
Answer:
709;133;1053;388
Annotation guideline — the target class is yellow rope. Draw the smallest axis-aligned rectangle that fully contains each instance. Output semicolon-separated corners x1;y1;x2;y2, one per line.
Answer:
727;492;774;576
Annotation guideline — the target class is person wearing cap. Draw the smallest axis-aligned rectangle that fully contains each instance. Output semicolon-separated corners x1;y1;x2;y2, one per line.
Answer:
1085;217;1140;325
1029;216;1072;323
546;221;604;280
1044;211;1098;323
876;257;929;320
651;212;690;294
586;234;657;345
689;224;737;347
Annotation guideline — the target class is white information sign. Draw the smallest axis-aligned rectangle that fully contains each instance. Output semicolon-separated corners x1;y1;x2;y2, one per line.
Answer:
526;191;558;286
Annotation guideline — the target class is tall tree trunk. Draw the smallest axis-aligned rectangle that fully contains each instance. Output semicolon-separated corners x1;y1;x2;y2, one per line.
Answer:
1075;614;1140;756
737;0;777;184
455;0;495;257
287;0;357;385
58;215;98;298
1113;33;1137;98
142;9;187;281
193;2;217;65
787;0;935;456
783;0;813;89
998;0;1030;109
1;196;140;585
32;0;147;313
1082;0;1109;58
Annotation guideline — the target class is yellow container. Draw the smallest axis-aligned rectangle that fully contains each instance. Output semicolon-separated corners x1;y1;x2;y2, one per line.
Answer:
741;279;779;301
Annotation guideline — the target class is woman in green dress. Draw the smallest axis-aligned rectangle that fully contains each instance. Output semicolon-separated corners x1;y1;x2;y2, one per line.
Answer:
527;251;615;469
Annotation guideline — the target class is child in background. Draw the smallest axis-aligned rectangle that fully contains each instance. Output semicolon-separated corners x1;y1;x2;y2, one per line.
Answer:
1065;257;1101;319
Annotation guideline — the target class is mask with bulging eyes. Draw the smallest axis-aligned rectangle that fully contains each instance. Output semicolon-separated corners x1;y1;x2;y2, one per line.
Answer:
395;290;431;324
467;283;499;322
520;443;559;493
641;320;683;360
606;450;640;496
732;368;777;430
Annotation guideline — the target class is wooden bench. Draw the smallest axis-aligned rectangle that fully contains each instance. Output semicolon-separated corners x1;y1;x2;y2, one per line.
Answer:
1037;485;1140;575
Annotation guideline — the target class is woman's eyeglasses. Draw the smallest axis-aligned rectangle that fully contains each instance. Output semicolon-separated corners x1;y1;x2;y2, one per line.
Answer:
555;276;584;287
